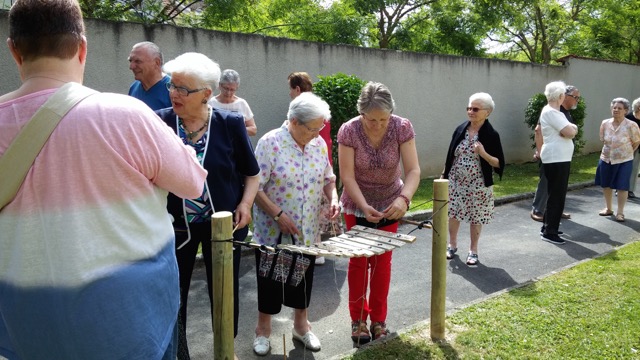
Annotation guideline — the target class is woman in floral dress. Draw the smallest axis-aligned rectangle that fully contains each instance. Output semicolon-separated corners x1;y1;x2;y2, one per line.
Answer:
251;92;339;355
442;93;505;266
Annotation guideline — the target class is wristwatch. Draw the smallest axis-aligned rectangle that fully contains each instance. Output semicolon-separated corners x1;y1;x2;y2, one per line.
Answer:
273;210;283;221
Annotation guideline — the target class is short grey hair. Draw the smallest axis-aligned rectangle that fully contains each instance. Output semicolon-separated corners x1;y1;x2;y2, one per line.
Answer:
357;82;395;114
163;52;221;89
287;92;331;124
469;92;495;111
133;41;163;64
610;97;630;111
544;81;566;102
632;97;640;113
220;69;240;85
565;85;578;95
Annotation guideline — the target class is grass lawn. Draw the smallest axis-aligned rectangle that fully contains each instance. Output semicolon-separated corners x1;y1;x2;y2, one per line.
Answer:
343;240;640;360
409;152;601;213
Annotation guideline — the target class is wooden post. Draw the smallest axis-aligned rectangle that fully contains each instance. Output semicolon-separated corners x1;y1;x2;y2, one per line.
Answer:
430;179;448;340
211;211;234;360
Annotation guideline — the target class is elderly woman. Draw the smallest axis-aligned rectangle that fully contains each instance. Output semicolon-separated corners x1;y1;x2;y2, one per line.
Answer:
208;69;257;136
625;97;640;198
252;92;339;355
156;53;260;359
443;92;505;263
537;81;578;244
338;82;420;344
596;97;640;222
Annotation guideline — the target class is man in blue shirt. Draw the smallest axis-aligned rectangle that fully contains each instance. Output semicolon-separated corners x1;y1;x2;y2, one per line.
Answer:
128;41;172;110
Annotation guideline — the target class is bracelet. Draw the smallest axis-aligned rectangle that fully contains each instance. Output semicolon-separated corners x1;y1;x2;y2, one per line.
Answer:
398;194;411;210
273;209;283;221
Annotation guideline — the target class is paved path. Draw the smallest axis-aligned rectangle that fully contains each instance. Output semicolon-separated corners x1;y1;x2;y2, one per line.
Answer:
185;183;640;360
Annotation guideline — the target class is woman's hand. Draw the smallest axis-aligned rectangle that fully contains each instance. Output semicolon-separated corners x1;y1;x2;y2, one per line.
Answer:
329;199;341;219
363;205;385;223
234;202;252;229
276;212;300;236
473;141;485;155
382;198;407;220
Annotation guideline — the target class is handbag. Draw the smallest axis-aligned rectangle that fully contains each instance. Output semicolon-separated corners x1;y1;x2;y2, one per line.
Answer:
257;233;311;287
0;82;98;211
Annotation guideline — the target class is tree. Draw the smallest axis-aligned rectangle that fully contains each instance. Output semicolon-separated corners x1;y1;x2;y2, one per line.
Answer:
473;0;592;64
349;0;438;48
391;0;487;56
565;0;640;63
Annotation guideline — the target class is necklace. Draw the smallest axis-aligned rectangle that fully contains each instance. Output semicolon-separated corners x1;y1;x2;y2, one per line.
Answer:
180;107;211;142
23;75;69;83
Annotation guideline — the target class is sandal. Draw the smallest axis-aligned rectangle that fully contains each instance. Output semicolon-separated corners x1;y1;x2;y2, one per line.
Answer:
446;246;457;260
351;320;370;344
615;213;625;222
466;253;479;266
370;321;389;341
599;208;614;216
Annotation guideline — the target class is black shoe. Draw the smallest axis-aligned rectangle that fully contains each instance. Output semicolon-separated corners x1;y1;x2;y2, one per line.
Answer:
541;234;566;245
540;227;563;236
629;192;636;198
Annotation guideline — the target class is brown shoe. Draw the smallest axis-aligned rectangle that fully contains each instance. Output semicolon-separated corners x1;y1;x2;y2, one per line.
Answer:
351;320;370;344
530;210;543;222
370;321;389;341
561;212;571;219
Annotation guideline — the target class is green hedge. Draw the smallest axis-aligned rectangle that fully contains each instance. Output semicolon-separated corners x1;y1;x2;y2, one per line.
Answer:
524;94;586;156
313;73;366;187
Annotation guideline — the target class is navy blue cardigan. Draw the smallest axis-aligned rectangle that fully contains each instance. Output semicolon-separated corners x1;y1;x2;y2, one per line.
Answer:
443;119;505;187
157;107;259;240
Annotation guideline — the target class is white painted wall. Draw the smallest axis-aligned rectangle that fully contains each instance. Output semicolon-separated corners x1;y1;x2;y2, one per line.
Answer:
1;14;638;176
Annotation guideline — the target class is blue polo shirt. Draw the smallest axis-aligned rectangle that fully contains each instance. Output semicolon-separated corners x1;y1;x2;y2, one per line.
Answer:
128;75;172;111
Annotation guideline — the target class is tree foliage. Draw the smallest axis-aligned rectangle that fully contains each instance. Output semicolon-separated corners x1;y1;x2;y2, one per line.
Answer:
473;0;592;64
76;0;640;65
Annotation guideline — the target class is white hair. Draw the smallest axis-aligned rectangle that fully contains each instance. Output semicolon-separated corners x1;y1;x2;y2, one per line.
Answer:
163;52;221;89
469;92;495;111
287;92;331;124
544;81;566;102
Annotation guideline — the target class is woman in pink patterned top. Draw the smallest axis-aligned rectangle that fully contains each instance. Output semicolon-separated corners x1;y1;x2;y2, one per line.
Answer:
338;82;420;344
595;97;640;222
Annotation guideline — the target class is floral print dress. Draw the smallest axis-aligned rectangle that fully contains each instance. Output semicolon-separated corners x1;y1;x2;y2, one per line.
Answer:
253;124;335;246
448;131;494;225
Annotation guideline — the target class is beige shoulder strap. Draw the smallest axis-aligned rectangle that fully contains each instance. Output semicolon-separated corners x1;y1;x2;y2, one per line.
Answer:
0;82;98;210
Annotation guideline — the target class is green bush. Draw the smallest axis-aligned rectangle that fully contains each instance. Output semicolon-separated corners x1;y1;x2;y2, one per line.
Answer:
524;93;586;156
313;73;366;187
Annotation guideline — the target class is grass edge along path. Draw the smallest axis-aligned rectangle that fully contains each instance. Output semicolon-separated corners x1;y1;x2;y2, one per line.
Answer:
343;240;640;360
407;152;600;215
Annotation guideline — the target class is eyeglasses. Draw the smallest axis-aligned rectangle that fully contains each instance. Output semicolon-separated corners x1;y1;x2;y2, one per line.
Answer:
567;94;581;101
166;82;207;96
301;122;326;133
466;107;486;112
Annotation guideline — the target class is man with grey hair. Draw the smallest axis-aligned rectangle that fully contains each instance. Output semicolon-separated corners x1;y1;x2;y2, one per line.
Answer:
625;97;640;198
531;84;581;222
128;41;172;110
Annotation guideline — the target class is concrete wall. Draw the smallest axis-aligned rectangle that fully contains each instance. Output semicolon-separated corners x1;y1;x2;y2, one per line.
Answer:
2;13;639;176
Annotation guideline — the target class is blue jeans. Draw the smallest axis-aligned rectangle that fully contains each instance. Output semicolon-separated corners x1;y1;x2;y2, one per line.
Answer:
161;320;178;360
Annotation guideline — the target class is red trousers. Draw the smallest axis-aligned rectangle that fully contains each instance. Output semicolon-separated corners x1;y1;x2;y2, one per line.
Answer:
344;214;398;323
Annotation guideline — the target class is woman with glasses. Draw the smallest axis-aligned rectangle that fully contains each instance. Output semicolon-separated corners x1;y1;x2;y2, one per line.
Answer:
595;97;640;222
208;69;257;136
442;92;504;264
251;92;339;355
157;52;260;360
338;82;420;344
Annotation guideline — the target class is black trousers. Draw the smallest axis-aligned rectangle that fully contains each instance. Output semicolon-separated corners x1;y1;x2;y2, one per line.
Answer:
543;161;571;235
175;221;241;359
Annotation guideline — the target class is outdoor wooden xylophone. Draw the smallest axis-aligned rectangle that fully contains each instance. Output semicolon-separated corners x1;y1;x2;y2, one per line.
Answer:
245;225;417;258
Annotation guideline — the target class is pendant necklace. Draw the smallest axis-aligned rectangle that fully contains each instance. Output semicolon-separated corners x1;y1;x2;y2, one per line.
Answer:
180;107;211;143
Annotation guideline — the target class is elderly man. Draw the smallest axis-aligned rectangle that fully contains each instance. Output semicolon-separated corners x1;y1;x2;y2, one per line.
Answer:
128;41;172;110
531;85;581;222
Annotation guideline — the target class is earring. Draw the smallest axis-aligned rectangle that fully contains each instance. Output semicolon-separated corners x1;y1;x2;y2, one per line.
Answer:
202;99;208;104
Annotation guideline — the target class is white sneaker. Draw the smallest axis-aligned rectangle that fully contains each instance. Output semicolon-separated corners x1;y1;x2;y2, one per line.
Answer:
292;328;321;351
253;336;270;356
315;256;325;265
